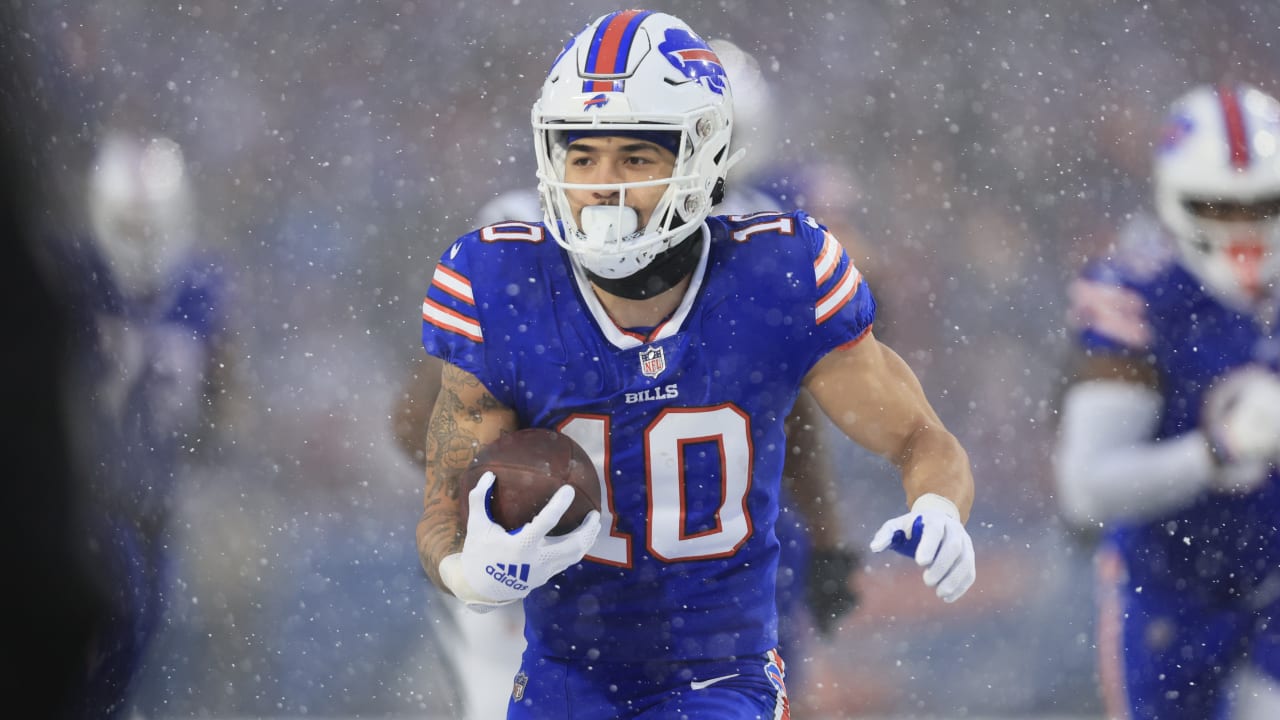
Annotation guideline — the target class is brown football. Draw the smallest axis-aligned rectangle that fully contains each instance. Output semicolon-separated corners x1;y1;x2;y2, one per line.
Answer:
458;428;601;536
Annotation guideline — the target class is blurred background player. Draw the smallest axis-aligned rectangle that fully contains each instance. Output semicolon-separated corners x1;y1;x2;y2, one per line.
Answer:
1055;82;1280;720
394;191;541;720
392;37;863;718
685;38;868;675
64;130;229;718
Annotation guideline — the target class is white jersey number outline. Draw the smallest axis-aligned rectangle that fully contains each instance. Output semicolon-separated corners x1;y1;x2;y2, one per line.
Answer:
561;404;752;567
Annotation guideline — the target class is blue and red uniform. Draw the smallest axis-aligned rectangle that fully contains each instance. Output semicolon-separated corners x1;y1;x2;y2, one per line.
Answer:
1069;216;1280;720
422;210;873;717
67;247;225;719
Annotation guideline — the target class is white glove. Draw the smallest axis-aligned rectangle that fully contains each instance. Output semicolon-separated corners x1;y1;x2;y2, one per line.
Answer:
869;493;975;603
439;471;601;613
1202;365;1280;493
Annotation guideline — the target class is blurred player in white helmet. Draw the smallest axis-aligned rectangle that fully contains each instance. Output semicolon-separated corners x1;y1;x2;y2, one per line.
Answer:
87;133;197;298
1056;82;1280;720
66;130;229;718
394;189;543;720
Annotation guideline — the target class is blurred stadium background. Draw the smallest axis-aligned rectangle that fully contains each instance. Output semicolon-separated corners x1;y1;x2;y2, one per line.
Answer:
6;0;1279;717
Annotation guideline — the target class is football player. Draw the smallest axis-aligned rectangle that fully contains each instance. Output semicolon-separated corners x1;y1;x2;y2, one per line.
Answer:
415;11;975;719
391;46;870;717
394;42;863;718
396;197;860;718
1055;83;1280;720
65;131;228;718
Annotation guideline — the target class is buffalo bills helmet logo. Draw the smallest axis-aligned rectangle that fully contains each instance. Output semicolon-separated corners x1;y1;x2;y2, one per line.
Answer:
583;92;609;110
658;28;727;95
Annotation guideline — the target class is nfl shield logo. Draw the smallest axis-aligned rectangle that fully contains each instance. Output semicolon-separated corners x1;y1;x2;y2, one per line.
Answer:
639;345;666;378
512;671;528;701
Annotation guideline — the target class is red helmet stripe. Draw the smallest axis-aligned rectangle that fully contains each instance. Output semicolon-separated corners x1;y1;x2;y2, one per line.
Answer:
675;48;719;63
1219;84;1251;169
590;9;646;75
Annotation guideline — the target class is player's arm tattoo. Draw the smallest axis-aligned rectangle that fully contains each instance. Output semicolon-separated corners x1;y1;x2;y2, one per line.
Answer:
417;363;509;586
426;364;506;479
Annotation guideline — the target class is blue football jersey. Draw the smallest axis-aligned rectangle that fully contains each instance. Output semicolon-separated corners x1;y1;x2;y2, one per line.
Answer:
65;242;226;524
422;210;874;661
1068;216;1280;604
65;244;226;719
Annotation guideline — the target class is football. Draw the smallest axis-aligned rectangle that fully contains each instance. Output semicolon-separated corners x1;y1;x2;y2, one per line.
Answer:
458;428;601;536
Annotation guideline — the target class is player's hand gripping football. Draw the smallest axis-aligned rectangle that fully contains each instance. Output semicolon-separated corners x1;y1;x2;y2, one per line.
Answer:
869;493;975;603
1202;365;1280;493
439;471;601;612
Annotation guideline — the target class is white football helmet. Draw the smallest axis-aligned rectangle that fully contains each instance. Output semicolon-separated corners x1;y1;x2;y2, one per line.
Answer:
531;10;735;280
475;188;542;228
1154;83;1280;308
88;132;195;298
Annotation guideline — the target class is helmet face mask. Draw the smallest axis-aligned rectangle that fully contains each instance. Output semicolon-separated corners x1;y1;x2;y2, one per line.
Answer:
1176;210;1280;304
1154;83;1280;308
531;10;734;281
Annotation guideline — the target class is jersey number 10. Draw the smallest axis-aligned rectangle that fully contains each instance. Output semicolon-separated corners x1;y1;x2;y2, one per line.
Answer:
560;404;753;567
